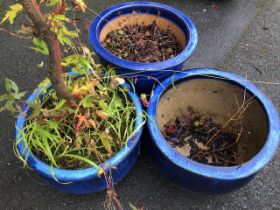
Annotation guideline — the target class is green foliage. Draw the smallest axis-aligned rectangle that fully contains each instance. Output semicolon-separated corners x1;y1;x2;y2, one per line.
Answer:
31;38;49;55
0;0;145;174
72;0;87;12
46;0;63;6
37;61;44;68
62;54;91;74
0;3;147;209
57;26;78;46
129;203;139;210
16;71;142;170
0;79;26;113
0;3;23;24
46;13;78;46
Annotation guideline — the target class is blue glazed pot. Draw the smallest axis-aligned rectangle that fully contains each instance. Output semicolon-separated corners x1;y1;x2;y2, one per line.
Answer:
147;68;280;194
15;74;144;194
89;2;198;94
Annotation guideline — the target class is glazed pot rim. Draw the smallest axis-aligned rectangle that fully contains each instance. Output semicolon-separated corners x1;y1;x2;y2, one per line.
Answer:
15;72;144;182
89;1;198;71
147;68;280;180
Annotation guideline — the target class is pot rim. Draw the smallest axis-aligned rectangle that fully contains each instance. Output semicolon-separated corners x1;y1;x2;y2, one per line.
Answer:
147;68;280;180
15;73;144;182
89;1;198;71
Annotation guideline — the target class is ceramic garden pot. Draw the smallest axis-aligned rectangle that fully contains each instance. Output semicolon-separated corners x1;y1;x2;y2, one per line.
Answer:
89;2;198;94
147;68;280;193
15;74;144;194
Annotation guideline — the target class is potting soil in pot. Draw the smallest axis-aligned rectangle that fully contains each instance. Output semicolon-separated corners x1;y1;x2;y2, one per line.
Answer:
162;106;246;167
102;21;182;63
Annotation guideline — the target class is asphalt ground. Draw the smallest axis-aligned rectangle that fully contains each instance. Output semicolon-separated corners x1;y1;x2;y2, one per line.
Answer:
0;0;279;209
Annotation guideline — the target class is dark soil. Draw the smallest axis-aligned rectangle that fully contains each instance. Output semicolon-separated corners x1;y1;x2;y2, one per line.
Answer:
102;21;183;63
163;106;241;166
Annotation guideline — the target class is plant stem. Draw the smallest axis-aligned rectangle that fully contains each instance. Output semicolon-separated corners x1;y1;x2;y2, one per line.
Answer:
19;0;79;102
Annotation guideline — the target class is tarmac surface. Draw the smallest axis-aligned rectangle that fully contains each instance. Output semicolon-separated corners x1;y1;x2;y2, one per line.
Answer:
0;0;279;209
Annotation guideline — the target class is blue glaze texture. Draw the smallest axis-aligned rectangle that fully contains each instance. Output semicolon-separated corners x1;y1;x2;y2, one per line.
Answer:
147;68;280;193
89;2;198;93
15;75;144;194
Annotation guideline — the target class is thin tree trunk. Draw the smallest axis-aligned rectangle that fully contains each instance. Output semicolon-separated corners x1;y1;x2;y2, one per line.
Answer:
19;0;79;102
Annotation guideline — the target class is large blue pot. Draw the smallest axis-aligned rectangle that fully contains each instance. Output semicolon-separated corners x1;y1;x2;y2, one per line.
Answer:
15;75;144;194
147;68;280;194
89;2;198;94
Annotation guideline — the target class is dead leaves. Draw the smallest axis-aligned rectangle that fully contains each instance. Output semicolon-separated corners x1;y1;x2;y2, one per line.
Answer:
194;140;209;151
176;143;191;157
96;110;110;119
164;106;240;166
102;20;182;63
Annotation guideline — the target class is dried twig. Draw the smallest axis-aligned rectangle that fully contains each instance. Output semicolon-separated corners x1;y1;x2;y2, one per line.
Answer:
204;97;254;147
103;170;123;210
0;27;32;39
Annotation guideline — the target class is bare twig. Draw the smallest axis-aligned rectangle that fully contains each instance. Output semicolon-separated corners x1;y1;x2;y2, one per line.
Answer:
204;96;254;147
191;97;253;162
103;170;123;210
0;27;32;39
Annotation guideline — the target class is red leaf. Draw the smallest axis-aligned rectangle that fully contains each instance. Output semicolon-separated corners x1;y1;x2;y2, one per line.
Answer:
65;100;76;107
53;5;66;15
96;110;110;119
76;114;84;130
165;125;176;134
53;0;66;15
74;92;82;98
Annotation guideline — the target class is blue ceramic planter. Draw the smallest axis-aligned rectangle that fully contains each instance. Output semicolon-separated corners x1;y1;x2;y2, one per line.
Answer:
89;2;198;94
147;68;280;193
15;74;144;194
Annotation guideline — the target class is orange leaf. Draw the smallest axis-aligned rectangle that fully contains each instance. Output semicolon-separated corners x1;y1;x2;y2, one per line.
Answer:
96;110;110;119
88;119;96;128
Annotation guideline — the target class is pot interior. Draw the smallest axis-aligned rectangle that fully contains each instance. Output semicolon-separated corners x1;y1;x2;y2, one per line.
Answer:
99;14;187;48
156;77;269;164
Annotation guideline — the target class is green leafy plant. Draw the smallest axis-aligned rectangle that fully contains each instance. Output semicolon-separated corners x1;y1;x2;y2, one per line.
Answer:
0;1;146;209
0;0;141;170
17;71;138;169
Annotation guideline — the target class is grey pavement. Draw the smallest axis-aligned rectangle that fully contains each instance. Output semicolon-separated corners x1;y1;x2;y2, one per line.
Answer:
0;0;279;209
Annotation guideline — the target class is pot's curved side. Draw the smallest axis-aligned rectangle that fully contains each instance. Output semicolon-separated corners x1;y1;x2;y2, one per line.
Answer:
147;68;280;193
89;2;198;93
15;77;144;194
43;140;141;193
145;135;254;194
